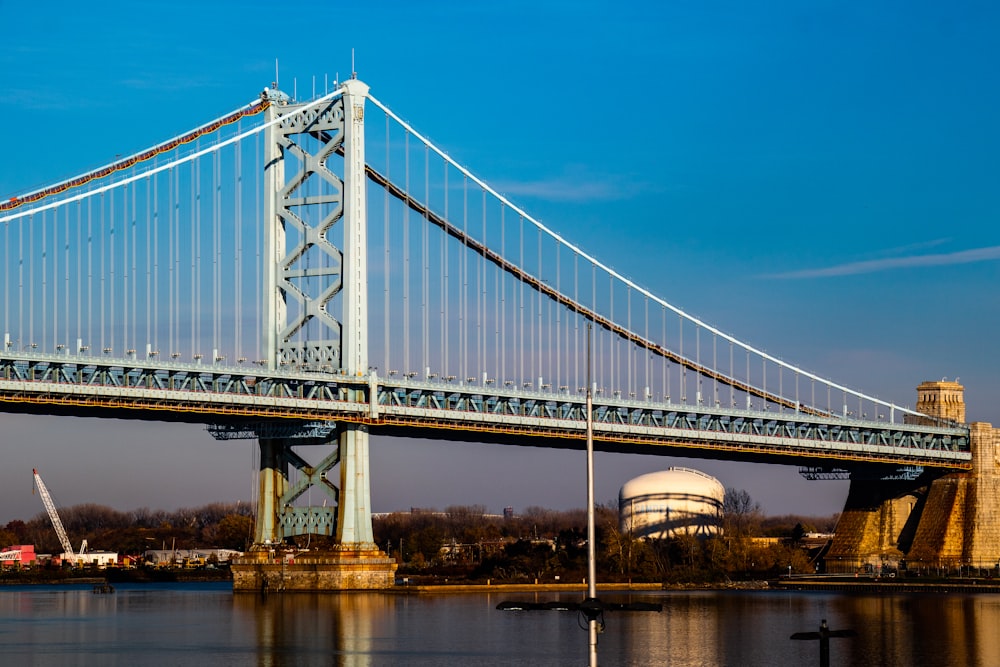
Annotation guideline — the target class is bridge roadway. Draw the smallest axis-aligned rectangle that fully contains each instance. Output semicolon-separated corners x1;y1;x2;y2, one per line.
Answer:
0;352;971;472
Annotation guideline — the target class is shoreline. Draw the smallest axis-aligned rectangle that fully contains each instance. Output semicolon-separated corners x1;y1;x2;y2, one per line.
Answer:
392;581;768;594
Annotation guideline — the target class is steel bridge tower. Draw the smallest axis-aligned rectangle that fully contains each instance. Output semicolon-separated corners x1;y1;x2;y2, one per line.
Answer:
233;79;394;588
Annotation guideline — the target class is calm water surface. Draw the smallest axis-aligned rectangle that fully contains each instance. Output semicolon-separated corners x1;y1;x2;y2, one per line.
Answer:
2;582;999;665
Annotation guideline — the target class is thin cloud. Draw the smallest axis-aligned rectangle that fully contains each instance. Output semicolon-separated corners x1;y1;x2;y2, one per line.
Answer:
497;179;635;202
871;238;951;258
766;245;1000;279
496;174;653;203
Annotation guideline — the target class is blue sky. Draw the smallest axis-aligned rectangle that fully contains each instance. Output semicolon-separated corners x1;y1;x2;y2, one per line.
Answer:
1;1;998;524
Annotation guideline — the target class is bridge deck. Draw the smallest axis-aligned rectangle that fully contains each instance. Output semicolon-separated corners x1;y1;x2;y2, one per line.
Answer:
0;354;970;471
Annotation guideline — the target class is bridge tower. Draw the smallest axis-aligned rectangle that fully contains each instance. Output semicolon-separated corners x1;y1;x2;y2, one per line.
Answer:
906;380;1000;569
827;380;1000;573
233;78;395;590
913;380;966;424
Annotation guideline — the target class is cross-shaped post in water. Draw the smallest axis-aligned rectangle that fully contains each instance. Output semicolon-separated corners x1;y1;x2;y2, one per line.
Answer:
790;619;856;667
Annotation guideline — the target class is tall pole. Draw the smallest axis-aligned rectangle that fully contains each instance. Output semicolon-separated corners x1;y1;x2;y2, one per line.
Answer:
586;324;598;667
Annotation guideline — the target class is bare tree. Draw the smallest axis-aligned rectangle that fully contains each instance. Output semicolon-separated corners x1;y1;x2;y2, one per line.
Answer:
723;488;762;539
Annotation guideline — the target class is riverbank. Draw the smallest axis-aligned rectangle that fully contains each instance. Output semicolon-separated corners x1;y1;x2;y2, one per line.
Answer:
771;576;1000;594
0;567;232;586
392;580;770;594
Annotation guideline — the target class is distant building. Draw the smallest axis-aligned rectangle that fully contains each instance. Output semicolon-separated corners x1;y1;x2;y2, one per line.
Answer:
61;551;118;567
144;548;241;566
0;545;36;567
619;468;725;539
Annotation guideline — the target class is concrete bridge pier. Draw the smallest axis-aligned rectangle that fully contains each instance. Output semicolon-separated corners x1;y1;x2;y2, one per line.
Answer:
232;429;397;591
827;381;1000;573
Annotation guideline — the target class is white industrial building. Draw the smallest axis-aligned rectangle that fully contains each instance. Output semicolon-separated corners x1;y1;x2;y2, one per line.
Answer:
62;550;119;567
619;468;725;539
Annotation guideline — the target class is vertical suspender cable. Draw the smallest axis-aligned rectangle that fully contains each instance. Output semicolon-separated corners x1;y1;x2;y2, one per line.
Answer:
2;216;6;340
130;180;137;351
384;112;391;373
574;252;579;391
461;175;468;380
170;167;177;358
529;225;535;386
213;149;220;358
729;341;736;408
423;144;429;376
555;243;560;391
110;188;116;353
500;204;505;382
516;215;525;382
607;275;613;394
126;180;132;351
3;216;8;341
536;231;542;385
52;206;59;348
493;202;500;380
482;188;488;379
795;372;800;412
678;315;684;402
712;334;718;405
65;204;70;348
696;325;701;404
590;261;596;391
99;194;104;351
147;174;153;353
192;157;199;358
762;358;767;410
41;210;47;350
746;350;751;409
20;217;26;347
442;160;449;378
255;132;261;362
403;130;410;374
661;308;667;401
75;200;81;346
644;297;649;399
779;365;783;412
235;137;242;360
626;287;632;396
479;188;485;378
120;181;126;351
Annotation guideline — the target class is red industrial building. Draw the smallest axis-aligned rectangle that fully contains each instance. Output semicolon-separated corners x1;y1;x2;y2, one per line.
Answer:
0;545;37;567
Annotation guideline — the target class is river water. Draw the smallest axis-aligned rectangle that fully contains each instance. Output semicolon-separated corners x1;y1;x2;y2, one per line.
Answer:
2;582;999;665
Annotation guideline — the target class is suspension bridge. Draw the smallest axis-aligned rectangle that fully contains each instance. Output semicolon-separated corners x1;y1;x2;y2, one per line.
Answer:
0;77;979;587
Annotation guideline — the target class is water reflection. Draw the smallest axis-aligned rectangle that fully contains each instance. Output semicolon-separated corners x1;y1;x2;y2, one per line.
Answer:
233;591;396;666
4;585;1000;665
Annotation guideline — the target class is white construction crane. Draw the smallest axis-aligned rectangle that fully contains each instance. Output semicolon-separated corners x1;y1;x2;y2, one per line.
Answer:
32;468;79;559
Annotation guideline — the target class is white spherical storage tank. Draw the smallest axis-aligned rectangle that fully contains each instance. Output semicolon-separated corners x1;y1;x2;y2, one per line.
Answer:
619;467;725;539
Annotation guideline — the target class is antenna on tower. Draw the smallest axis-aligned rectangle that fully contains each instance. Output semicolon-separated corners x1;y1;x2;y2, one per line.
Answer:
352;48;357;79
274;58;280;90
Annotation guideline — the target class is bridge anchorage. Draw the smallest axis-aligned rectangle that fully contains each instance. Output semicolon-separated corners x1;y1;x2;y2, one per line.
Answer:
0;75;990;590
825;381;1000;576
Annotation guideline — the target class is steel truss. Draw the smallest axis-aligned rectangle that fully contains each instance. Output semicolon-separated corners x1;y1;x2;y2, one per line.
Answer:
0;354;971;471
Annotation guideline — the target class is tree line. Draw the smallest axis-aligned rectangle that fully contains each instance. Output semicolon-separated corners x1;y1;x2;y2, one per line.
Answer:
1;489;838;582
371;490;839;584
0;502;254;555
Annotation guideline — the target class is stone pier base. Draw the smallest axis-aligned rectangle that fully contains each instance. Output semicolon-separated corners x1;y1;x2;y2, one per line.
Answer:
825;378;1000;570
231;547;397;591
825;479;924;572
